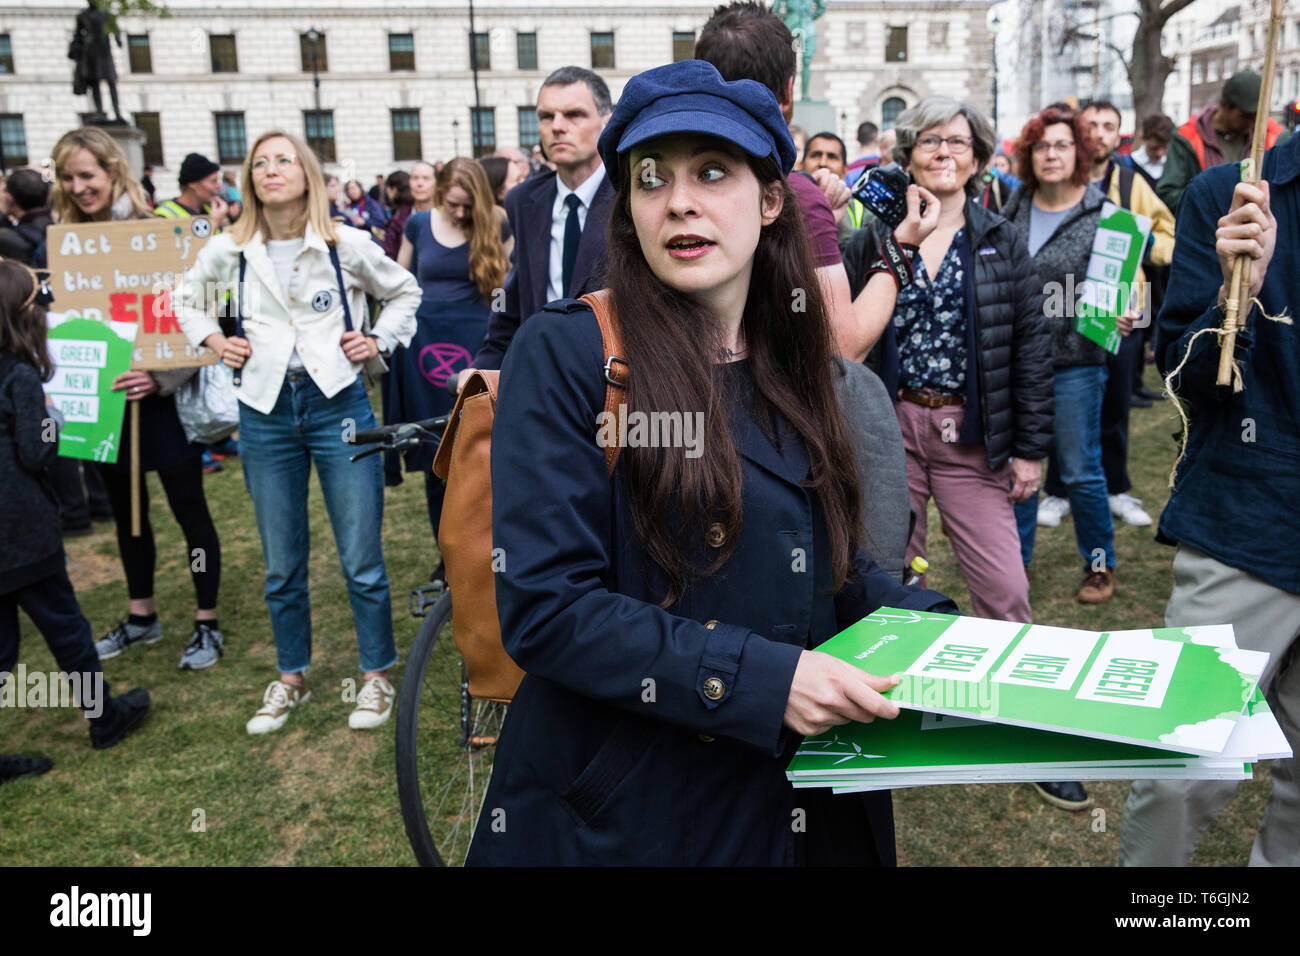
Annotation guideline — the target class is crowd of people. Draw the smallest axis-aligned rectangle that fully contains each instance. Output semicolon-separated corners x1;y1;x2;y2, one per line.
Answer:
0;1;1294;868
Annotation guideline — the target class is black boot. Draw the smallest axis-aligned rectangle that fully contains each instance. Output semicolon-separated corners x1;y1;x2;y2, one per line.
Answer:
89;688;151;749
0;754;54;784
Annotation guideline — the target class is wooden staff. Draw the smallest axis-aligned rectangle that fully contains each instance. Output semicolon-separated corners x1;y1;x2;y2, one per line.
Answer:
130;402;141;537
1217;0;1284;386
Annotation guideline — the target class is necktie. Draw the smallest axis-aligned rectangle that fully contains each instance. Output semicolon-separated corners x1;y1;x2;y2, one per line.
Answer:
562;193;582;296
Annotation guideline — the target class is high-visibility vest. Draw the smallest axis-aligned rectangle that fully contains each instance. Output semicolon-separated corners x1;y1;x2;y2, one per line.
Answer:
154;199;205;219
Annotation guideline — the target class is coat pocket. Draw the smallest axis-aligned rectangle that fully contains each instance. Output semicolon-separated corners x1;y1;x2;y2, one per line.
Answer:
559;716;657;828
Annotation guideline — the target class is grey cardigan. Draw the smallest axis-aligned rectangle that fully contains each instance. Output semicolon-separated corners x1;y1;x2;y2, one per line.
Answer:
1001;183;1109;369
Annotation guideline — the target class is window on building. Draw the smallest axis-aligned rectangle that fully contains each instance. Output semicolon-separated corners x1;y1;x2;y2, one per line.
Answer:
0;35;11;74
300;33;328;72
881;97;906;129
517;106;540;150
1192;61;1204;85
1224;52;1236;75
0;115;28;168
471;32;490;70
886;26;908;62
392;109;422;161
1207;58;1219;83
517;32;537;70
210;34;238;73
304;110;335;163
471;107;496;157
214;112;246;165
672;31;695;62
209;34;237;73
591;32;614;70
134;112;164;167
127;35;152;73
389;33;415;71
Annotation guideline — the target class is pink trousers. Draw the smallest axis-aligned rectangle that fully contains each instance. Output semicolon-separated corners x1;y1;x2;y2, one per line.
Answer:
895;400;1032;623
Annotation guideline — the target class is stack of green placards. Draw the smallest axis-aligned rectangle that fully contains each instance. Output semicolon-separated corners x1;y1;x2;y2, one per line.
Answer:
787;610;1290;792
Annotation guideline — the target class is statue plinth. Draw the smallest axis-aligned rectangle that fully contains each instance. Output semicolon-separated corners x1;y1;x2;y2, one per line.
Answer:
90;123;147;180
792;101;837;138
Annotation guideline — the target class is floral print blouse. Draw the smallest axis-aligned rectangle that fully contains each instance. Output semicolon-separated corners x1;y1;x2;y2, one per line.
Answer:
892;228;968;393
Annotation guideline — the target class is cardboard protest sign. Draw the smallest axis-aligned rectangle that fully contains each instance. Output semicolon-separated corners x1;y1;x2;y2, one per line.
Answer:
1074;201;1152;354
815;610;1267;755
44;217;219;371
45;313;138;464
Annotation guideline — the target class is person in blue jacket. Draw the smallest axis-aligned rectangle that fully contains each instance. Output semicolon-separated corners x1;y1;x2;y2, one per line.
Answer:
1119;131;1299;867
465;60;957;867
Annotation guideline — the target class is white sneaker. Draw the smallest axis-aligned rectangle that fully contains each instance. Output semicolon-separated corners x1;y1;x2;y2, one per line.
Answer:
246;679;310;735
1109;493;1153;527
348;676;395;730
1037;496;1071;527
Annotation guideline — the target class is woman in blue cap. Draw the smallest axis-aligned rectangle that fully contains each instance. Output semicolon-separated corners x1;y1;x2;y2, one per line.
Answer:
467;60;955;866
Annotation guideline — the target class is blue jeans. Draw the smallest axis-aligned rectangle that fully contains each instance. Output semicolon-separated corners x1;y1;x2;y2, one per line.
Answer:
1015;365;1116;571
238;373;397;674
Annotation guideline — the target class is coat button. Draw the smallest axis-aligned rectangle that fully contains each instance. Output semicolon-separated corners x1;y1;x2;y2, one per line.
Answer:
706;523;726;548
704;619;718;630
703;677;725;700
698;734;716;743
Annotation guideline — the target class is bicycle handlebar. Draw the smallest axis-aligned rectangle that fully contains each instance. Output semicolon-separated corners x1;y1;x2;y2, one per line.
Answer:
348;416;448;462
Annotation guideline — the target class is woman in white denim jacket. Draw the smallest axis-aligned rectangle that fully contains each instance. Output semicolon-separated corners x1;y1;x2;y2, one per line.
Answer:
175;130;420;735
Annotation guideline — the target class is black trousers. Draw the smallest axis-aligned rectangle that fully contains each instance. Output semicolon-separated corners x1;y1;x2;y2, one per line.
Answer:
96;456;221;610
47;456;111;528
0;568;115;724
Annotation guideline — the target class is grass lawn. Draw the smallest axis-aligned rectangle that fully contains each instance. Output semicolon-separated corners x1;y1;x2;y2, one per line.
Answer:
0;366;1272;865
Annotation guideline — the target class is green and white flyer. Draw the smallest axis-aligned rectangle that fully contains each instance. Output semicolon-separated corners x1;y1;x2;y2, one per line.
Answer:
1074;200;1152;354
46;313;138;464
815;610;1267;755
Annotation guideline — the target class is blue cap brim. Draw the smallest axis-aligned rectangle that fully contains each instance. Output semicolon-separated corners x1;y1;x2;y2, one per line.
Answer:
608;108;780;181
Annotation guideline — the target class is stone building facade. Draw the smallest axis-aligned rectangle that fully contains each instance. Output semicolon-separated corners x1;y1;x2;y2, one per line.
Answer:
0;0;997;196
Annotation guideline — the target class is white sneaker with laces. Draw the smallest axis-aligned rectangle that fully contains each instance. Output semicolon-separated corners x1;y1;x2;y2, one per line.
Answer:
1109;493;1153;527
246;680;310;735
349;676;395;730
1037;496;1071;528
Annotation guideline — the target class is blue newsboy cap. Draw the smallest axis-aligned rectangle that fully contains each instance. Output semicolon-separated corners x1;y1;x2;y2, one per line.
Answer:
597;60;796;183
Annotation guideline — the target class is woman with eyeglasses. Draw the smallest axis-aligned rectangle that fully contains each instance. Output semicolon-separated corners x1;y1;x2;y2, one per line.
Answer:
999;106;1139;815
844;97;1053;630
175;131;421;735
1002;107;1136;612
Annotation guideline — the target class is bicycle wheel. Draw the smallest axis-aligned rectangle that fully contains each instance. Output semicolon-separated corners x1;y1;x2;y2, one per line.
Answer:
395;589;509;866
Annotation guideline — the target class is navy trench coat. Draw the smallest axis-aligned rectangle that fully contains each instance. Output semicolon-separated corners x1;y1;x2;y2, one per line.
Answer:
466;300;957;866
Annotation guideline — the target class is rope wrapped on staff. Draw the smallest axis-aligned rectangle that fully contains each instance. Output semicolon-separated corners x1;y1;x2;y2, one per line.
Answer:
1216;0;1286;389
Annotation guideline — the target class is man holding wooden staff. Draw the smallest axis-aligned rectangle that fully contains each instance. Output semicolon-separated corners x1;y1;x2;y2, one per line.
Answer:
1118;127;1298;866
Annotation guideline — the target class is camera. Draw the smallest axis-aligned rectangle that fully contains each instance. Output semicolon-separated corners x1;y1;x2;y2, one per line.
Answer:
850;164;926;230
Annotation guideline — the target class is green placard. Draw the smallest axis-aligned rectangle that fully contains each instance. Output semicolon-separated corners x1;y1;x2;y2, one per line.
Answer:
815;610;1265;755
46;314;138;464
1074;201;1152;354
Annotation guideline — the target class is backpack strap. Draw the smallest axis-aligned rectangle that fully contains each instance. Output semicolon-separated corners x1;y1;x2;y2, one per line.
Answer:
328;244;355;333
580;289;627;477
232;252;247;386
1117;165;1135;212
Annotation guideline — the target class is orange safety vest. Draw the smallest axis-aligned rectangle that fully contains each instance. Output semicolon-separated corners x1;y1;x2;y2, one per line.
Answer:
1177;114;1282;170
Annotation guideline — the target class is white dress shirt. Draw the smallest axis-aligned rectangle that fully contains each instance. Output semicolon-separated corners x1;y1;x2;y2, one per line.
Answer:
547;164;606;302
174;223;420;415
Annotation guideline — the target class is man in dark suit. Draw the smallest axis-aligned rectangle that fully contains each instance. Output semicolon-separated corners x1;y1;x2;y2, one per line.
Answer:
469;67;614;372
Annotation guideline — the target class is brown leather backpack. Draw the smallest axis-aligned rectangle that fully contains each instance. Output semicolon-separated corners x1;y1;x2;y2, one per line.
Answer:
432;290;627;701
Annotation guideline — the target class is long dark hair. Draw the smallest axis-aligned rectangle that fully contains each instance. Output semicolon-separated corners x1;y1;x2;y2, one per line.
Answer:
607;139;862;606
0;260;52;380
386;169;413;208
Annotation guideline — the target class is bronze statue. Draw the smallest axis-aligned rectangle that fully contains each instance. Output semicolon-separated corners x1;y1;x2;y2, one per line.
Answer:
69;1;125;123
774;0;826;103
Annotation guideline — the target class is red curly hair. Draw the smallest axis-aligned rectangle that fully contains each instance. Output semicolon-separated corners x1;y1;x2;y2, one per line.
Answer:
1014;108;1095;192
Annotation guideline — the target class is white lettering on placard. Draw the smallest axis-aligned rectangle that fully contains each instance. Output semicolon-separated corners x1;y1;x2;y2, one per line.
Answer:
50;394;100;423
57;231;113;257
53;340;107;368
47;366;99;394
991;625;1099;691
904;617;1023;684
1075;631;1183;709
